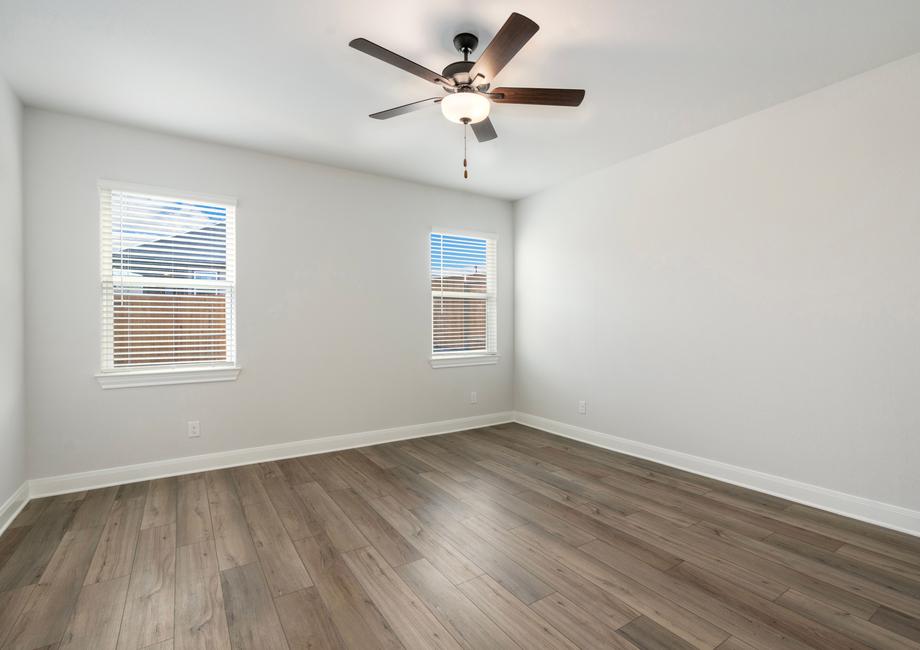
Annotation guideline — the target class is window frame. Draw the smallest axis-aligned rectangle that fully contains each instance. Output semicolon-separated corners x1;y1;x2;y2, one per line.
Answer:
95;180;240;388
429;229;499;368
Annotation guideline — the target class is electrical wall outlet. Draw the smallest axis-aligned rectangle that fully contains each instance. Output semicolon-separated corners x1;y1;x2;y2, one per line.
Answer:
187;420;201;438
470;391;478;404
578;400;587;415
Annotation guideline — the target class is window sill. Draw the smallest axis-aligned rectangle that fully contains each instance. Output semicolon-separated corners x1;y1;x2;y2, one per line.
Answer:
96;366;241;389
430;354;499;369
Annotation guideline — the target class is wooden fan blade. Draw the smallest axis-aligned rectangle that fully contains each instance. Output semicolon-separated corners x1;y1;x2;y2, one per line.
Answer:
468;13;539;84
471;117;497;142
491;87;585;106
369;97;442;120
349;38;453;86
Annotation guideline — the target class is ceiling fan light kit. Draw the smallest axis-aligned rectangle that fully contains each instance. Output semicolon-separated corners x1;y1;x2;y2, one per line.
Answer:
440;90;490;124
349;12;585;179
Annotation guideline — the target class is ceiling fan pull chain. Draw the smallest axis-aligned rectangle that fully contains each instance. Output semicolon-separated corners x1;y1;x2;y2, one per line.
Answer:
463;122;469;179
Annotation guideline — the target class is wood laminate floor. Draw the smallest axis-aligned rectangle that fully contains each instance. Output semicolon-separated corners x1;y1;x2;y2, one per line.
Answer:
1;423;919;649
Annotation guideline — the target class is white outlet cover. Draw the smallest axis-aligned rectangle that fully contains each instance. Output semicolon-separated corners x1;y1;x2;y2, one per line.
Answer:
578;400;587;415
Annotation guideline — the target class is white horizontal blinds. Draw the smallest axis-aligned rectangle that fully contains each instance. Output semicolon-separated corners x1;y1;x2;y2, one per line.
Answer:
100;186;236;370
431;232;497;356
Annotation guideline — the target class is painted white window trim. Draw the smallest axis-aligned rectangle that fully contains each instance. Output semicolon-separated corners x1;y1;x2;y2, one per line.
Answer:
430;226;498;241
98;179;237;207
430;354;499;368
96;365;241;389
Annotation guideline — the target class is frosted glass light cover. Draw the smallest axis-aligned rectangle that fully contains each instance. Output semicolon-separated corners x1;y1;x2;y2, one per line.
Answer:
440;92;490;124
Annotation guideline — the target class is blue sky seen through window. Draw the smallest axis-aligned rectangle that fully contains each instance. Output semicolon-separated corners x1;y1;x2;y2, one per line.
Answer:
430;233;487;277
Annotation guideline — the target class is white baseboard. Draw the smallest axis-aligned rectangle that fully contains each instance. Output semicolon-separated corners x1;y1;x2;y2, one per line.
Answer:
29;411;514;498
18;409;919;539
513;411;920;538
0;482;30;536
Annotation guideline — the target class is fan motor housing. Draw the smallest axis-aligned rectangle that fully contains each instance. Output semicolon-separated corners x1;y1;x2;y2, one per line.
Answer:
442;60;474;80
442;60;490;91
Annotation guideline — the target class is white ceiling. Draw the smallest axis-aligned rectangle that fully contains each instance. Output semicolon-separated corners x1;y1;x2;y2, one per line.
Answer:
3;1;920;200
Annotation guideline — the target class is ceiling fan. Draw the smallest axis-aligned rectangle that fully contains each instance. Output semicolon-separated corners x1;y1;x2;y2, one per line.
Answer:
349;12;585;176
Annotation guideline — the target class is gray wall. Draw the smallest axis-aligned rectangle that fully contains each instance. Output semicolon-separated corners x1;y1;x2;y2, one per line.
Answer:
0;77;25;506
24;109;513;479
514;55;920;511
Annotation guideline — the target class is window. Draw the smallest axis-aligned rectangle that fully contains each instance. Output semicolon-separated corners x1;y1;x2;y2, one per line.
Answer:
430;232;497;367
98;183;238;387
